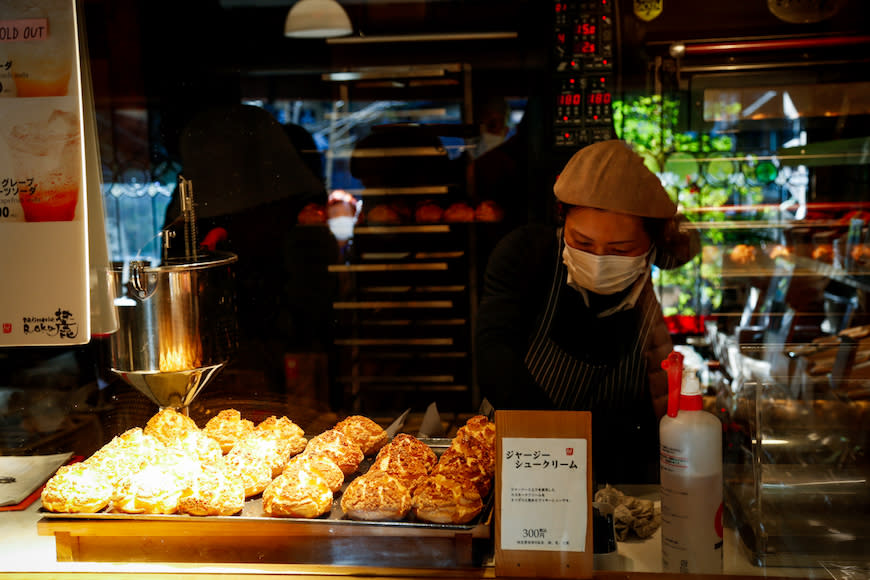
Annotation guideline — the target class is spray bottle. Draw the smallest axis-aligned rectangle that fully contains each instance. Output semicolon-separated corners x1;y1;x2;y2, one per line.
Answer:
660;351;723;574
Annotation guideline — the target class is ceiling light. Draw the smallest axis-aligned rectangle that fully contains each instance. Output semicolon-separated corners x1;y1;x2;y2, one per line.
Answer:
284;0;352;39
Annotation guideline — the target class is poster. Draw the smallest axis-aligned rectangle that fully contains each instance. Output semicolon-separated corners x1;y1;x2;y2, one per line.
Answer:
0;0;90;345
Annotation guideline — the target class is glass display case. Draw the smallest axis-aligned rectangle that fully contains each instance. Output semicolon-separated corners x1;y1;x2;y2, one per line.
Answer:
630;34;870;568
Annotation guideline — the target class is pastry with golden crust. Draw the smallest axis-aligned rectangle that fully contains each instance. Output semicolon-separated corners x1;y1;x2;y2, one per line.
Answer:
333;415;388;456
203;409;255;454
446;431;495;478
84;428;165;485
340;470;411;521
303;429;364;476
256;415;305;440
224;436;274;497
368;438;432;492
227;432;288;480
379;433;438;471
167;429;223;465
177;460;245;516
432;447;492;497
411;474;483;524
144;407;199;445
456;415;495;450
283;453;344;493
41;463;113;513
262;469;333;518
111;461;191;514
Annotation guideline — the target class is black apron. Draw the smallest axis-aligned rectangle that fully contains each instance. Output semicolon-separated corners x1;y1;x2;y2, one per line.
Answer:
523;231;661;483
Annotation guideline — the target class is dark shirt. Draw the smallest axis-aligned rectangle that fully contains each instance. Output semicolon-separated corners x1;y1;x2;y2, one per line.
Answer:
475;224;675;483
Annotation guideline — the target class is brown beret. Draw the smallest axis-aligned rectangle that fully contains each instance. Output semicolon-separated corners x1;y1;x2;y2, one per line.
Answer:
553;140;676;219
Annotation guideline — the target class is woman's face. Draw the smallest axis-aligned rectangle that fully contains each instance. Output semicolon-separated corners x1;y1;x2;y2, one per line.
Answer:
564;206;651;257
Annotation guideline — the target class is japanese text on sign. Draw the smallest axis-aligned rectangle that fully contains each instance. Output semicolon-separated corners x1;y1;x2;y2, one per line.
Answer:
500;437;588;553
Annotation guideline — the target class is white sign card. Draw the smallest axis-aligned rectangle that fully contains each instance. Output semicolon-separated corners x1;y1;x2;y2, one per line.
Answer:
500;436;588;552
0;0;90;346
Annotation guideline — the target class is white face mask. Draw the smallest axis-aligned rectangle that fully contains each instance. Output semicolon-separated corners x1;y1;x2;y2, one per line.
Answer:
562;244;652;295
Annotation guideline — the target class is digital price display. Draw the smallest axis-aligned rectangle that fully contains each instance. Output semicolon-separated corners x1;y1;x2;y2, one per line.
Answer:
587;91;611;105
554;2;569;26
551;0;615;147
573;19;596;55
558;92;583;107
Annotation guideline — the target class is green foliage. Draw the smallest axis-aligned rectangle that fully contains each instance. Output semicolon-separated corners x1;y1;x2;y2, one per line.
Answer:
614;94;742;318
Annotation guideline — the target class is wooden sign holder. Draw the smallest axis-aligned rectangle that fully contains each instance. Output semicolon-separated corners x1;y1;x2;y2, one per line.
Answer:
494;410;593;579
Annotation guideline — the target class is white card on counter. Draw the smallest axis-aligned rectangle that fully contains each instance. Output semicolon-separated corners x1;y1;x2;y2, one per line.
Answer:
499;437;588;552
0;452;72;506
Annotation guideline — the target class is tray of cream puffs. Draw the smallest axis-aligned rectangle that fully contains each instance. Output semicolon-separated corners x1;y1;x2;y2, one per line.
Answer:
39;408;495;530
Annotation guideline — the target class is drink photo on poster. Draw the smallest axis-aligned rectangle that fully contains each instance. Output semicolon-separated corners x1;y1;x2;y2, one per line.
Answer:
2;107;81;222
0;0;75;98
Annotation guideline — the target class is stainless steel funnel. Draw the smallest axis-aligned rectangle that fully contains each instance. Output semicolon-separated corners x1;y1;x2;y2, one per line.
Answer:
109;251;238;409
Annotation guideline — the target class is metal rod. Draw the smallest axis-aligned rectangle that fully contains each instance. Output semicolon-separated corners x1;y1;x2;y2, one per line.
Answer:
178;175;198;261
671;34;870;57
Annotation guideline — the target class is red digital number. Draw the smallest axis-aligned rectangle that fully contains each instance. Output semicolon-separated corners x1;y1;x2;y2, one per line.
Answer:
555;2;567;13
575;23;596;36
581;41;596;54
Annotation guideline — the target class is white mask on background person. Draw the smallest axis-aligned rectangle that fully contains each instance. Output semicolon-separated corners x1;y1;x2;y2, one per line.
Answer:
562;244;653;295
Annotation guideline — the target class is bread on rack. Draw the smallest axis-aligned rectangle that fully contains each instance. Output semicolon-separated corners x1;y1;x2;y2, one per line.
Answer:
443;201;475;223
203;409;256;454
177;459;245;516
303;429;364;476
262;469;333;518
474;200;504;223
411;474;483;524
283;453;344;493
333;415;388;456
144;407;200;445
41;462;114;513
340;470;411;521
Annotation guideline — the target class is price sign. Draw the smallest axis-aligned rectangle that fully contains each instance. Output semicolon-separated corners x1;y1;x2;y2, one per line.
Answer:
500;437;588;551
495;410;593;578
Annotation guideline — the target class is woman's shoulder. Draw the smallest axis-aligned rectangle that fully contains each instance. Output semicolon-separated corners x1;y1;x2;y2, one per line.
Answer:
484;224;559;290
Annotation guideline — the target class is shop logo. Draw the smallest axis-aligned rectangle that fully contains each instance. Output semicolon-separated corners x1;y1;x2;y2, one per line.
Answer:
565;447;574;456
2;323;11;334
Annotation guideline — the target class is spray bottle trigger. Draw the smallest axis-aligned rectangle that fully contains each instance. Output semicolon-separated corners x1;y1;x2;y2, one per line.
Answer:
662;351;684;418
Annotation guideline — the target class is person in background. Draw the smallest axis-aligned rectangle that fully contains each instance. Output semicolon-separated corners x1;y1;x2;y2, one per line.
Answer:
163;105;331;394
473;97;511;159
475;140;700;484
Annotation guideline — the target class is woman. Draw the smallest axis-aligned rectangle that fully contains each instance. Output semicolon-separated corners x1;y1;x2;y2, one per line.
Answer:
475;140;699;483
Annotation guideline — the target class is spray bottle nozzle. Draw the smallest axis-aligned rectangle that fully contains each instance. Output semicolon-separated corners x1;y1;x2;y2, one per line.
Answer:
662;351;684;418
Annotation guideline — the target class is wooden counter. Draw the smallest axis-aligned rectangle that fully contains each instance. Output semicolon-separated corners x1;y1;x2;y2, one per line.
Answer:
0;497;827;579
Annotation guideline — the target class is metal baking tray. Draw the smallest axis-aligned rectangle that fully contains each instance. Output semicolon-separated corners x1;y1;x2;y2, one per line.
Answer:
39;437;494;531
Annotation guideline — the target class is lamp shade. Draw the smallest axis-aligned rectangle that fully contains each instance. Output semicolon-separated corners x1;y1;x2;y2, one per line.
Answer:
284;0;352;38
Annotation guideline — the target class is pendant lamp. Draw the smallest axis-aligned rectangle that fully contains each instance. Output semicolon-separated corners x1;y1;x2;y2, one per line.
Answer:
284;0;353;39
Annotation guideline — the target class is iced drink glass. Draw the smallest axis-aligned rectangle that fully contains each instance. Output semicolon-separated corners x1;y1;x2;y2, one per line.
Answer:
0;0;74;97
6;109;81;221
